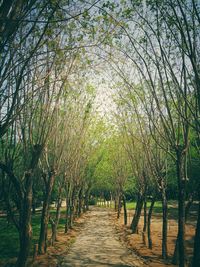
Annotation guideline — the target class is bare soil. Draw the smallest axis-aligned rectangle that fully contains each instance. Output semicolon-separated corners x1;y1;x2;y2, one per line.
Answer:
117;209;196;267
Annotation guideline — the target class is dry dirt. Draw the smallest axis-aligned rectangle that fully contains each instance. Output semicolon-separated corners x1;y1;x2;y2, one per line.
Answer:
117;210;196;267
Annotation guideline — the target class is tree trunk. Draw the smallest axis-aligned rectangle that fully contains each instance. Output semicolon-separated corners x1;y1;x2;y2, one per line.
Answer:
143;173;147;233
65;195;70;233
50;186;62;245
65;182;71;233
147;197;155;249
84;187;90;211
16;173;33;267
38;171;55;254
172;196;193;264
69;187;77;228
143;198;147;233
172;195;194;264
122;194;127;225
114;194;117;211
176;151;186;267
161;185;168;259
78;187;83;217
192;200;200;267
131;193;144;233
117;194;122;219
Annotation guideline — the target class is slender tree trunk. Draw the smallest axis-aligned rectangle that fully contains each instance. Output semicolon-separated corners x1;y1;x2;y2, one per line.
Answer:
122;194;127;225
147;197;155;249
65;195;70;233
78;187;83;217
161;185;168;259
176;151;186;267
65;182;71;233
143;173;147;233
114;195;117;211
131;193;144;233
143;198;147;232
50;186;62;245
38;171;55;254
192;200;200;267
84;187;90;211
69;187;76;228
117;194;122;219
16;173;33;267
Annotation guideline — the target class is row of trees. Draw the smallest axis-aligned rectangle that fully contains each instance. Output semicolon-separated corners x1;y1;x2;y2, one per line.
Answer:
0;1;104;266
95;1;200;267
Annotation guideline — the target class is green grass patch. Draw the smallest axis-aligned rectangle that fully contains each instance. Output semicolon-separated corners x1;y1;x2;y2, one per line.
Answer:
126;200;179;219
0;218;19;259
0;209;67;261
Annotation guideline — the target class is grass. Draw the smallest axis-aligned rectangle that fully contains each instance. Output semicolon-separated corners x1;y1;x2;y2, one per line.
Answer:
0;209;66;261
126;200;179;219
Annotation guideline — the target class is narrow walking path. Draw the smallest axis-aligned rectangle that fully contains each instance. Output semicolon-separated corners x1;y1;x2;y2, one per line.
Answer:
60;207;145;267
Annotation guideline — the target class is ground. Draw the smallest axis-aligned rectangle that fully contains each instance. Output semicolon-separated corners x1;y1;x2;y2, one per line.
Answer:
117;202;197;267
59;207;145;267
0;203;197;267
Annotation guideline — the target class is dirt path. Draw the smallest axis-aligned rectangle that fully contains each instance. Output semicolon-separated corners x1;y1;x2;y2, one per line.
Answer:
59;207;145;267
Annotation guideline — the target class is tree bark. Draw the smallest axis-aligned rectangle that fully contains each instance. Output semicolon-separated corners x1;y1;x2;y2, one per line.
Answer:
69;186;77;228
143;198;147;233
38;171;55;254
117;194;122;219
172;196;193;265
50;185;62;245
192;200;200;267
131;193;144;233
65;182;71;233
122;194;127;225
161;185;168;259
84;187;91;211
16;173;33;267
78;187;83;217
65;195;70;233
147;197;155;249
176;151;186;267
